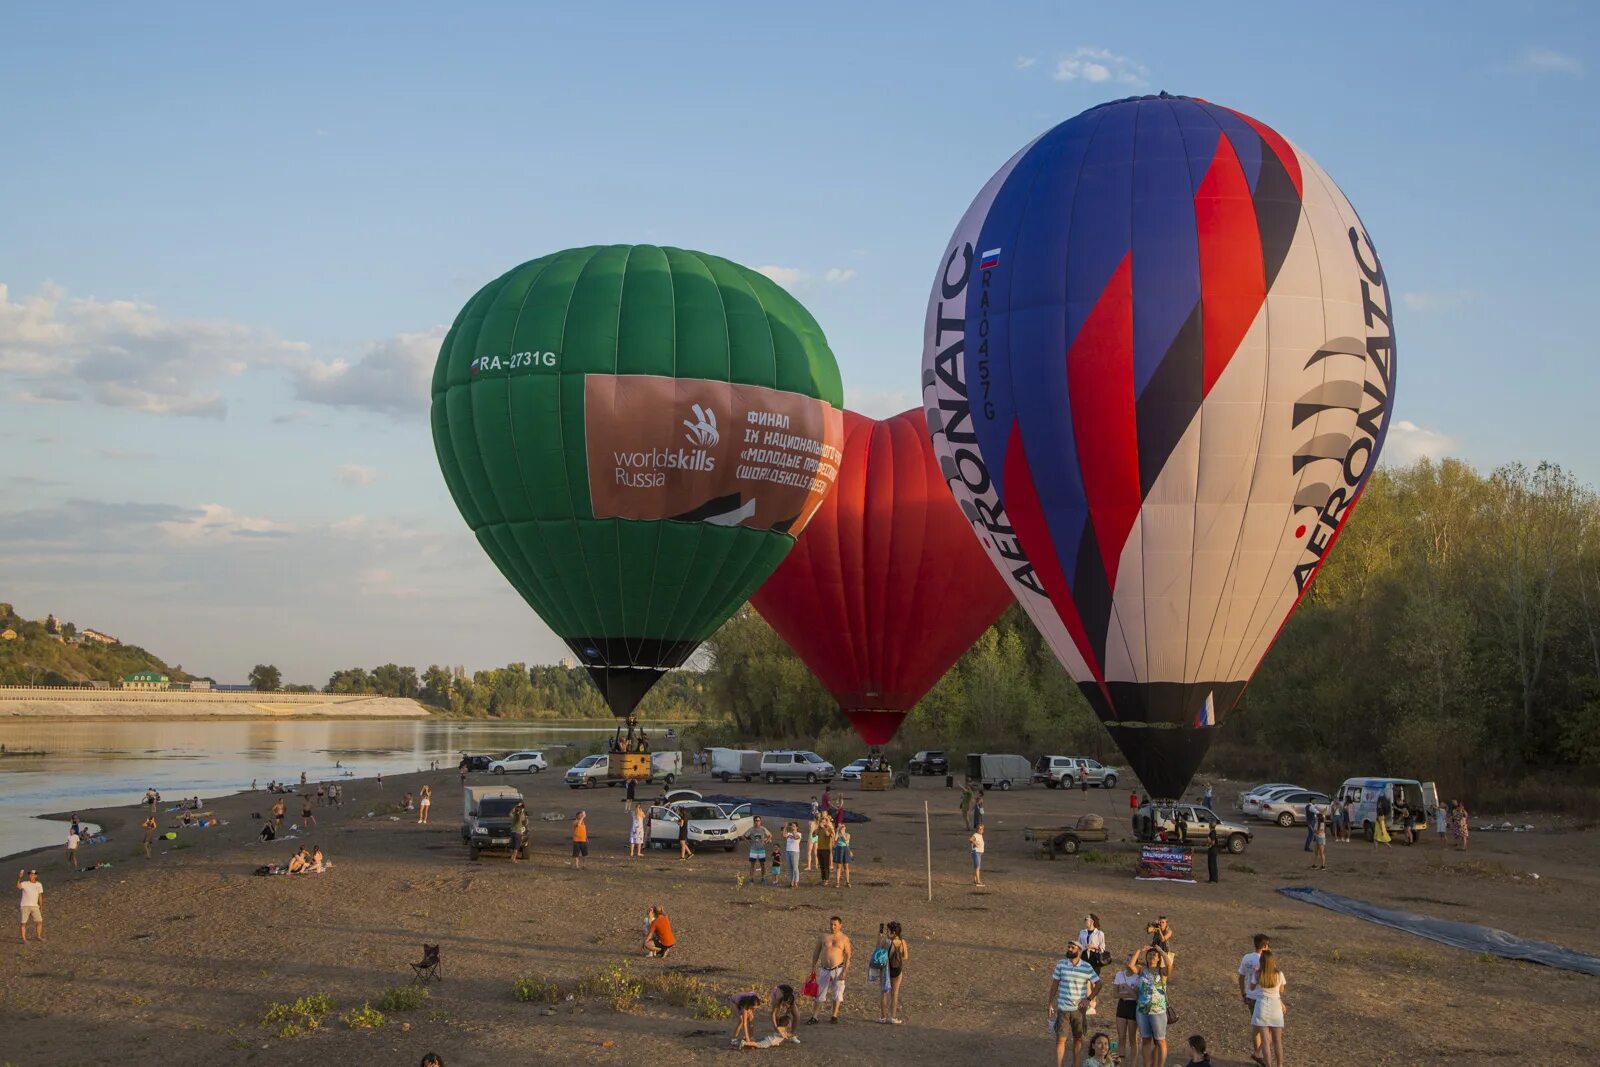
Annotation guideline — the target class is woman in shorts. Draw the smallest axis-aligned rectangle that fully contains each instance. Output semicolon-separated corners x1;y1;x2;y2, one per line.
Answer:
832;824;853;888
1111;957;1140;1061
417;784;432;825
1249;949;1286;1066
1128;944;1172;1066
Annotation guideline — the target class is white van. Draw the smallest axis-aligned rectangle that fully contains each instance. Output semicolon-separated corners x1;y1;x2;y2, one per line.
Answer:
1335;777;1438;841
759;750;835;784
708;747;761;783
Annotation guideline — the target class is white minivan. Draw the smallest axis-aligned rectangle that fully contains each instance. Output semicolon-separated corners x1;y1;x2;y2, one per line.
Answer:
760;750;835;784
1335;777;1438;841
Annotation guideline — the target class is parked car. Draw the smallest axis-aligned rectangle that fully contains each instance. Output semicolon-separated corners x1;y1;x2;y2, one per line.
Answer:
565;754;610;788
840;758;870;781
966;753;1033;790
760;750;835;784
1133;802;1252;854
662;788;703;805
707;747;761;783
646;801;756;850
458;754;495;773
1256;790;1332;827
1236;783;1300;812
1033;756;1119;789
460;785;523;859
489;751;548;775
1334;777;1438;841
907;750;949;776
1241;785;1305;817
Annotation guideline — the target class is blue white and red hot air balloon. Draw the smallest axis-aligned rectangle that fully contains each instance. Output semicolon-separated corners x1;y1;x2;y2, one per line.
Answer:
923;94;1396;798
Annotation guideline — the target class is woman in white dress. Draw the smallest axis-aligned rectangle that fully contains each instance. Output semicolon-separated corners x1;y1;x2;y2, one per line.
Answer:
1249;948;1287;1066
628;804;646;857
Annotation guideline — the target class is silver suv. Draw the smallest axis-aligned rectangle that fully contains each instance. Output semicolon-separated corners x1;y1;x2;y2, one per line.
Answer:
1133;802;1252;854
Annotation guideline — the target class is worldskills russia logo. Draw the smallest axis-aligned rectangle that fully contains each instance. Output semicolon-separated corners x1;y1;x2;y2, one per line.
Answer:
683;404;719;447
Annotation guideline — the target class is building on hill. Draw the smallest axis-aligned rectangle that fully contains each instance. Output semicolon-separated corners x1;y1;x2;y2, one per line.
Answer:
45;615;60;634
80;629;119;646
0;628;16;641
120;670;170;691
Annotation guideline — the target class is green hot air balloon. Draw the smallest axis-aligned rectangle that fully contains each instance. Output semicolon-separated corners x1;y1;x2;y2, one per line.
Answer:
431;245;845;720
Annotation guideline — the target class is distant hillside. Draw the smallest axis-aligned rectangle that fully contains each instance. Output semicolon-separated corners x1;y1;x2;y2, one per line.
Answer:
0;601;197;687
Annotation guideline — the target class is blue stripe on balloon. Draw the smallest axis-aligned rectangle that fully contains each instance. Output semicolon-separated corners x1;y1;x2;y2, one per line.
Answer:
1169;98;1223;196
1130;99;1202;398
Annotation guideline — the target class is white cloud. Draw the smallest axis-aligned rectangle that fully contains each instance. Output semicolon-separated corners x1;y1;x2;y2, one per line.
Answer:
1053;47;1148;87
1401;290;1475;313
159;503;293;543
845;387;918;419
1015;56;1037;70
1509;47;1584;76
0;281;308;419
292;326;445;416
756;265;804;286
758;266;856;289
1382;420;1459;465
357;567;419;598
337;464;379;488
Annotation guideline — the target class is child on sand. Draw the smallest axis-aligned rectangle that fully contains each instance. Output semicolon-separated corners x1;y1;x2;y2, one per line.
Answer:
969;824;985;886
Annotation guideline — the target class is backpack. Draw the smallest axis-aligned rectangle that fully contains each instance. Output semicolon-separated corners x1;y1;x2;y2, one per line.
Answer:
868;946;889;982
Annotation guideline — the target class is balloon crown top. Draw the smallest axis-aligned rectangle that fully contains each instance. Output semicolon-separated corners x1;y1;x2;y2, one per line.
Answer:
1087;91;1202;112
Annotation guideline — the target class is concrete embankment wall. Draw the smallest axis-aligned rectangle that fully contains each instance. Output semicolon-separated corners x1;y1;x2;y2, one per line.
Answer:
0;688;430;719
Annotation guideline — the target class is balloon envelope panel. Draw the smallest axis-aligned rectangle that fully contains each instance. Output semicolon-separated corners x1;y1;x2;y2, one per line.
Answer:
752;408;1013;746
923;96;1395;796
434;245;844;716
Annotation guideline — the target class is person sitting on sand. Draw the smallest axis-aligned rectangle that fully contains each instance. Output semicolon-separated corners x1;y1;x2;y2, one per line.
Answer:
644;905;675;958
259;821;276;843
402;791;415;812
287;848;310;875
311;846;330;872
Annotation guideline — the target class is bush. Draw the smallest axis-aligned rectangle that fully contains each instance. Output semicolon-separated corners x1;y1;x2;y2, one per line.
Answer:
341;1003;385;1029
261;992;335;1035
513;975;562;1004
575;964;643;1012
376;985;428;1012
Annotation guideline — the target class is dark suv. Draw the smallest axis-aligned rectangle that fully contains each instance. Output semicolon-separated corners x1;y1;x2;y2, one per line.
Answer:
908;750;948;776
458;754;494;773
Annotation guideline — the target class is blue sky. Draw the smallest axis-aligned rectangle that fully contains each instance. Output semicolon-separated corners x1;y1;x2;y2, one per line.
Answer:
1;3;1594;683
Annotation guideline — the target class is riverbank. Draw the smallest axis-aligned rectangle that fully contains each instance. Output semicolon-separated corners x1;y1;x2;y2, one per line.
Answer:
4;767;1599;1065
0;690;430;719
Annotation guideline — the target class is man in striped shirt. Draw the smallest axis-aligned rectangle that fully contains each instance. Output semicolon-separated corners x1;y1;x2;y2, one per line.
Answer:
1048;941;1100;1067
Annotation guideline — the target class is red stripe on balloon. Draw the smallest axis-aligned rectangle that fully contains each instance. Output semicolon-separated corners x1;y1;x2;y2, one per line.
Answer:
1000;419;1107;690
1067;252;1141;591
1194;133;1266;397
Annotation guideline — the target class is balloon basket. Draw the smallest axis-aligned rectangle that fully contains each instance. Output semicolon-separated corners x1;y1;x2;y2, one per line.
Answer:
858;770;891;791
608;753;652;780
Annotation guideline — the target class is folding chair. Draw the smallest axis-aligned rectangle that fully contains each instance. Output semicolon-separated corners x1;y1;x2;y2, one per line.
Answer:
410;943;442;984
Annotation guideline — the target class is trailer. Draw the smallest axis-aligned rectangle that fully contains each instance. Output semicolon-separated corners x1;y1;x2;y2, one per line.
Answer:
707;747;761;783
966;753;1032;791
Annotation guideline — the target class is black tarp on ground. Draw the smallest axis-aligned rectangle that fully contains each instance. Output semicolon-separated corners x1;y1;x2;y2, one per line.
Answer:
1279;885;1600;976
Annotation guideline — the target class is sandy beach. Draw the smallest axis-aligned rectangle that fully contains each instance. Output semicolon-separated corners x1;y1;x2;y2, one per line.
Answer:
3;770;1597;1066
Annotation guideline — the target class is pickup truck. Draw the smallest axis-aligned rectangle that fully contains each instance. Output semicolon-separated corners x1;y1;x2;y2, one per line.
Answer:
1032;756;1120;789
1024;816;1110;857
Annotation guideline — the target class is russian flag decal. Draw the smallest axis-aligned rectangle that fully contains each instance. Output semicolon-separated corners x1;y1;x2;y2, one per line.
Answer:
979;248;1001;270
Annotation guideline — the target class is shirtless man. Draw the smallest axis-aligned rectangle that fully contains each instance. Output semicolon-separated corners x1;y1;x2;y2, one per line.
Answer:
142;814;158;858
808;915;852;1024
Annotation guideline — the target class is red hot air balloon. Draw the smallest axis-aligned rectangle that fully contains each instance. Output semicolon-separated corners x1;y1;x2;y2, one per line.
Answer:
751;408;1015;745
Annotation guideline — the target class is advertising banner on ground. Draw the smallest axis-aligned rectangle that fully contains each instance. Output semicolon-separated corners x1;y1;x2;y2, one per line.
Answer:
1136;845;1195;882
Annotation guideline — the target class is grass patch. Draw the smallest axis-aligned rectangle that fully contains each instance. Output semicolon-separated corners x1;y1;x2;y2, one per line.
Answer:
261;992;335;1036
1078;849;1112;865
1474;952;1498;964
341;1003;386;1029
1229;863;1257;874
375;985;428;1012
640;971;732;1020
513;975;563;1004
575;964;643;1012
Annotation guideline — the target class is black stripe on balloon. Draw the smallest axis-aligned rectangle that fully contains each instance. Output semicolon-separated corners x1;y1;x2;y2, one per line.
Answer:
564;636;701;719
1078;679;1245;799
1250;139;1303;293
1071;523;1115;670
1135;300;1205;497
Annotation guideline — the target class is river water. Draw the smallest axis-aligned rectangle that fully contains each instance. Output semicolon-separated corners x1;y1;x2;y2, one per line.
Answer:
0;718;658;859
